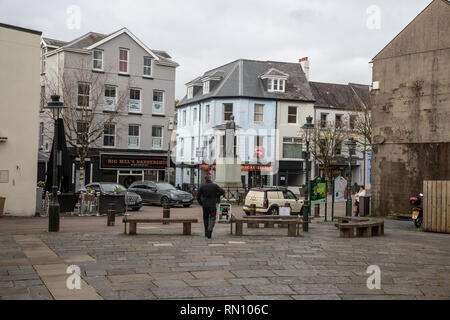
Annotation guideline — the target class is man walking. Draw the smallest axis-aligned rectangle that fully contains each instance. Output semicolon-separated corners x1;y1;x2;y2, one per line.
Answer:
197;174;225;239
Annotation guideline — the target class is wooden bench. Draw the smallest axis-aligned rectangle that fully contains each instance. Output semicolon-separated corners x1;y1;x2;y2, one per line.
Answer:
335;217;384;238
123;217;198;235
230;217;304;237
245;215;312;228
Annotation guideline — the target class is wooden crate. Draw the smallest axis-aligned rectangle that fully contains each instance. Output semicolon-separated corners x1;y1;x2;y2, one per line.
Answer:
423;180;450;233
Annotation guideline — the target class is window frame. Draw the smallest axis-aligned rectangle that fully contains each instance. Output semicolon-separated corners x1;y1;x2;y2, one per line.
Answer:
203;81;210;95
193;108;198;124
119;48;129;74
268;78;286;93
282;137;303;159
128;124;140;149
104;85;117;111
77;82;90;108
143;56;152;77
320;113;328;128
92;49;104;71
129;88;142;113
179;137;185;159
288;106;297;124
151;126;163;150
183;110;187;127
223;103;233;121
187;86;194;99
103;123;116;148
205;105;210;123
152;90;164;115
254;104;264;123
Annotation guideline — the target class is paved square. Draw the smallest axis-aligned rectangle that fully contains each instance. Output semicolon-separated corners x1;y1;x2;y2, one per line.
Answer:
0;205;449;300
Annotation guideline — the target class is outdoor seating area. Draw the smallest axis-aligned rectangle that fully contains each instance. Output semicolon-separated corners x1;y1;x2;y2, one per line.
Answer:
335;217;384;238
123;217;198;236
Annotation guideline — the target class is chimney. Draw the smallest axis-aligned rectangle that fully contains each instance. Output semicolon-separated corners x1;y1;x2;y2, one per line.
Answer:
299;57;310;81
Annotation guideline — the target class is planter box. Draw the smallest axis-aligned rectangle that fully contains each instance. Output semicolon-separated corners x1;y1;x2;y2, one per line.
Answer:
57;193;79;213
98;194;126;215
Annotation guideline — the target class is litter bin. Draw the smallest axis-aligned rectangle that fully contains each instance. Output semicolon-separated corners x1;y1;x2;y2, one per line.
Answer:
359;196;371;216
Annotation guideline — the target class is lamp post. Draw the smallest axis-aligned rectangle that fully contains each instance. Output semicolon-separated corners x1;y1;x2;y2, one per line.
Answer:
345;137;356;217
45;94;66;232
302;116;314;232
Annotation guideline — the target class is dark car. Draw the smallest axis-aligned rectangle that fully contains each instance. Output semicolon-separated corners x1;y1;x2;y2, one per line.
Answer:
128;181;194;207
79;182;143;211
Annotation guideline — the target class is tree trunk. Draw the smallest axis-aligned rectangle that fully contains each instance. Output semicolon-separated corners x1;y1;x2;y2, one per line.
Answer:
79;162;85;190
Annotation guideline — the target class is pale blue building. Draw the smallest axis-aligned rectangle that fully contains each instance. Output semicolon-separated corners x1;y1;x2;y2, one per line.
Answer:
175;59;314;189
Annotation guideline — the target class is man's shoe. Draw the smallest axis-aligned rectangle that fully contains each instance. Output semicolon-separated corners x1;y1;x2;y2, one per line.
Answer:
206;231;212;239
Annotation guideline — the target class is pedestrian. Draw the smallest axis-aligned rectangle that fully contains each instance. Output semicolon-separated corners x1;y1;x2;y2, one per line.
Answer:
197;174;225;239
354;186;366;217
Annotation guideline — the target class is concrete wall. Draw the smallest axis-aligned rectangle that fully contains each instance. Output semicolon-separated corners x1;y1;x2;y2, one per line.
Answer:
370;0;450;215
0;25;41;216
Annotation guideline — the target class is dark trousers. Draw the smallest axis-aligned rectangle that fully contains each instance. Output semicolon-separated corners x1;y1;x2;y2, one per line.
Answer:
202;206;217;235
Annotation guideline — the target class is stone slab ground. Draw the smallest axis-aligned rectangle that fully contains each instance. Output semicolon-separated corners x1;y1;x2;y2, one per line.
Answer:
0;204;449;300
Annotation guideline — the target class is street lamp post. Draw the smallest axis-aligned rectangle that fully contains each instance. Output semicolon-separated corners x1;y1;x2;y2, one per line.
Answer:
302;116;314;232
345;137;356;217
45;94;66;232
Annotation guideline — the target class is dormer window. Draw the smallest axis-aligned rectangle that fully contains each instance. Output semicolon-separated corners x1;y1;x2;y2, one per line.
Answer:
268;78;285;93
187;86;194;99
203;81;210;94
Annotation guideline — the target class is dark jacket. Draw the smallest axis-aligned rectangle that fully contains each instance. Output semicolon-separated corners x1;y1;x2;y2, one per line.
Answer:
197;181;225;208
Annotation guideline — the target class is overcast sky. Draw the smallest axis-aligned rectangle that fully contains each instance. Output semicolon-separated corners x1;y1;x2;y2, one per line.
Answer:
1;0;431;99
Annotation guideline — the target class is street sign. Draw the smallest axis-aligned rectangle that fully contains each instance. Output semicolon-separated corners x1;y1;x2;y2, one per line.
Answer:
311;177;326;205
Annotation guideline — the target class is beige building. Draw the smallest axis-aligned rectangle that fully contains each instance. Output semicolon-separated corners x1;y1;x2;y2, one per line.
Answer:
370;0;450;215
0;23;42;216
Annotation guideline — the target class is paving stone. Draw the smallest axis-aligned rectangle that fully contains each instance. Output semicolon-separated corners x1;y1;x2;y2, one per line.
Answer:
191;270;235;279
108;274;152;283
231;270;276;278
290;284;343;295
245;284;296;295
151;287;204;299
150;272;194;280
228;278;271;286
153;279;189;288
199;285;249;297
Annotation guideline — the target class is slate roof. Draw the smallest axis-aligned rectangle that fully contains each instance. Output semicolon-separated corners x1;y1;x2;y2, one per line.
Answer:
42;37;67;48
177;59;315;107
309;82;370;111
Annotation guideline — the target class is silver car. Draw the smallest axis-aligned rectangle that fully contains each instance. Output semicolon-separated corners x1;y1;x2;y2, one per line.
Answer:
129;181;194;207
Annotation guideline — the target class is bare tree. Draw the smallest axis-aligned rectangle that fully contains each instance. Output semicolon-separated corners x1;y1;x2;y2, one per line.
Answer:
43;64;130;189
349;106;372;185
308;119;349;184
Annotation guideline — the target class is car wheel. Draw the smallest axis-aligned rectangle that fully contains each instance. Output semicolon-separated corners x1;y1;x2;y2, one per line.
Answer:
160;197;169;206
269;206;279;216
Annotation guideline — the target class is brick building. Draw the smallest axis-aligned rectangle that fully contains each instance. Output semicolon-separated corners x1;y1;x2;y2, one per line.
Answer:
370;0;450;215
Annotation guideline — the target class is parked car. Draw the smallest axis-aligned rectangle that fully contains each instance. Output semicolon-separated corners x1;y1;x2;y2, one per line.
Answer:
128;181;194;207
79;183;143;211
243;187;304;216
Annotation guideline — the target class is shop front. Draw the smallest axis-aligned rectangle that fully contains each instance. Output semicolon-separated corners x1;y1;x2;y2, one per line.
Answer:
199;163;274;188
277;161;304;187
100;153;169;188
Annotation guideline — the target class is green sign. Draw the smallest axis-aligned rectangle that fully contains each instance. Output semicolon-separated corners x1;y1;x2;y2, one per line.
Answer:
310;177;327;205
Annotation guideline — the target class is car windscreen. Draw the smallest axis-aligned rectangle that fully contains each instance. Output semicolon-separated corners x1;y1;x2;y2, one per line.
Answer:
156;183;176;191
102;184;126;193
